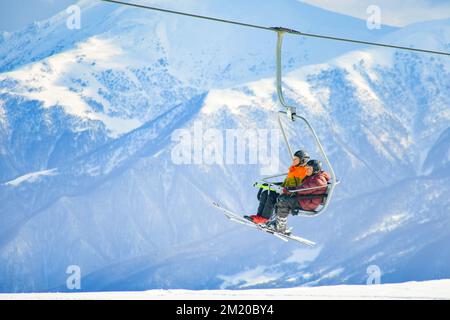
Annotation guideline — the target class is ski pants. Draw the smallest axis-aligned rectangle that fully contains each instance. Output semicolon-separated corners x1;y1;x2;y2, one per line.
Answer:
256;189;279;219
275;194;303;218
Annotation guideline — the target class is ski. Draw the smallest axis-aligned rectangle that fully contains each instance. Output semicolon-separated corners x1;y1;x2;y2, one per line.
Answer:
212;202;316;247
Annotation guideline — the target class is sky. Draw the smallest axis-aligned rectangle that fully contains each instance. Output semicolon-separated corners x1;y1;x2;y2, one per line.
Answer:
298;0;450;27
0;0;76;32
1;0;450;32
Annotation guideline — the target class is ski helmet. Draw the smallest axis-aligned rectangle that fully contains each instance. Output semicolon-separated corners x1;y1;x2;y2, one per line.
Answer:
293;150;310;165
307;159;322;173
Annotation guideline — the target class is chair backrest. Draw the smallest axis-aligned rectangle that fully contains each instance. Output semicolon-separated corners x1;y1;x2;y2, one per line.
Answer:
293;181;337;217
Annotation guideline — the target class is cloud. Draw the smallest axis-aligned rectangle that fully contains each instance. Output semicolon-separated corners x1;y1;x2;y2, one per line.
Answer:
298;0;450;27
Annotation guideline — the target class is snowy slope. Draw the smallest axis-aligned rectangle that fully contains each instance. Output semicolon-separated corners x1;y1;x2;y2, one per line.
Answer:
1;280;449;300
0;0;449;293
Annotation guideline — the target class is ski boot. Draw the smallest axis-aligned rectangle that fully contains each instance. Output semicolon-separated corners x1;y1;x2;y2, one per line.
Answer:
267;216;292;236
244;215;269;224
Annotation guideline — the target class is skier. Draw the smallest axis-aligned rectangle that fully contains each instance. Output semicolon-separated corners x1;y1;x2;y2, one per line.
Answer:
270;159;330;234
247;150;312;224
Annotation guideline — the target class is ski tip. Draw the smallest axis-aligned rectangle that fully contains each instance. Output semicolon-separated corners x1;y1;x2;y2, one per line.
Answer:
301;240;316;247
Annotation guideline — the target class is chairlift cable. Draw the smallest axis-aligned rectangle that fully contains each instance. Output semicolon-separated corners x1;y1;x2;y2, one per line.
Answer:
101;0;450;57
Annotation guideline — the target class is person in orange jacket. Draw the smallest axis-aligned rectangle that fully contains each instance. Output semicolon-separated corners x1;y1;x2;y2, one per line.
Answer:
247;150;312;224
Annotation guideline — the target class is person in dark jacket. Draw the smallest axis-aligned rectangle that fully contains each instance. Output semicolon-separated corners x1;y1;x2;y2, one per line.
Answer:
272;159;330;234
247;150;312;224
297;162;330;211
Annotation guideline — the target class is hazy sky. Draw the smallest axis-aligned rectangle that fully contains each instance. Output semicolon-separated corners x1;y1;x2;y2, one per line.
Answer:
299;0;450;26
0;0;76;32
1;0;450;32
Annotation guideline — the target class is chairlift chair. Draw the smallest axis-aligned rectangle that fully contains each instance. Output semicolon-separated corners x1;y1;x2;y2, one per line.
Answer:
255;29;340;217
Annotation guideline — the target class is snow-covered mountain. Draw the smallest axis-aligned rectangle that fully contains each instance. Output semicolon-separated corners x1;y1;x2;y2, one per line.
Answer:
0;0;449;292
0;0;394;183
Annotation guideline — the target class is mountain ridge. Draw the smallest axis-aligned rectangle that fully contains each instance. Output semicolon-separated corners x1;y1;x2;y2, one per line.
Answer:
0;0;449;292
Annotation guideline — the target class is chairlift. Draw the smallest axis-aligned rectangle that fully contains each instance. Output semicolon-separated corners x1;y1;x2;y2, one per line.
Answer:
254;28;340;217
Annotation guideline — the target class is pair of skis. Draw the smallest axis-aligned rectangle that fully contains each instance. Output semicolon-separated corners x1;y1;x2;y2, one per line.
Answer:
212;202;316;247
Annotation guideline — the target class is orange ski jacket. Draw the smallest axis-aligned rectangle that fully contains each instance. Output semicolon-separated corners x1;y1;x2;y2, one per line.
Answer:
282;165;309;188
